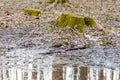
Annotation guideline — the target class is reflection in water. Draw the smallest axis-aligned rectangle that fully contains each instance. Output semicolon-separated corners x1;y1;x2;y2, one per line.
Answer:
0;65;120;80
0;45;120;80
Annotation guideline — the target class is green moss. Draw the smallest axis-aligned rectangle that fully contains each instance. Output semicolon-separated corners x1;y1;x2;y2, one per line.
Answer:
24;8;41;16
102;39;112;45
56;12;97;33
56;13;68;26
56;13;86;33
49;0;69;3
84;17;96;26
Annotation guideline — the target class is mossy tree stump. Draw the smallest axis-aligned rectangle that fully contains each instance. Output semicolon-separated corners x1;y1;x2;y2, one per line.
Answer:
56;12;96;33
49;0;69;4
24;8;41;16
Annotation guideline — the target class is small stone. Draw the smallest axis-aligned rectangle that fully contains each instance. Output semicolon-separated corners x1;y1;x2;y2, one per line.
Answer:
79;51;84;55
52;41;63;47
52;38;68;47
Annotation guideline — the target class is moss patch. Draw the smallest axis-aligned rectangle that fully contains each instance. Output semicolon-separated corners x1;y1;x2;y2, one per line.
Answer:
56;13;86;33
24;8;41;16
49;0;69;4
56;12;97;33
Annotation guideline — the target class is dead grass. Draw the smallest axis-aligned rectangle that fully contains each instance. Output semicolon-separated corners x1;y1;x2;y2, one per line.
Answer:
0;0;120;46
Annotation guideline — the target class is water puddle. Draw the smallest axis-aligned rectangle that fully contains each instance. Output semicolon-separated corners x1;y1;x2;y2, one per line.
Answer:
0;27;120;80
0;45;120;80
0;64;120;80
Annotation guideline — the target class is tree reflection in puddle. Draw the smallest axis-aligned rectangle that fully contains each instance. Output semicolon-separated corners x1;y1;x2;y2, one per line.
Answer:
0;64;120;80
0;46;120;80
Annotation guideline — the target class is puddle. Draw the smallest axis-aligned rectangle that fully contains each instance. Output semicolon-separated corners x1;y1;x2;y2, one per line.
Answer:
0;64;120;80
0;45;120;80
0;27;120;80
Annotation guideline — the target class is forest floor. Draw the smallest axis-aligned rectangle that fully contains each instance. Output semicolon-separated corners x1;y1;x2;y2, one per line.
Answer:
0;0;120;70
0;0;120;50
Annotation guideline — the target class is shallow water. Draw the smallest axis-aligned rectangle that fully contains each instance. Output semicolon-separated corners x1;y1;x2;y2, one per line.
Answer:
0;45;120;80
0;27;120;80
0;65;120;80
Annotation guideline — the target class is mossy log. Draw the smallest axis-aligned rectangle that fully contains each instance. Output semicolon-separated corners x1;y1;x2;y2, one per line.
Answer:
24;8;41;16
56;12;96;33
49;0;69;3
